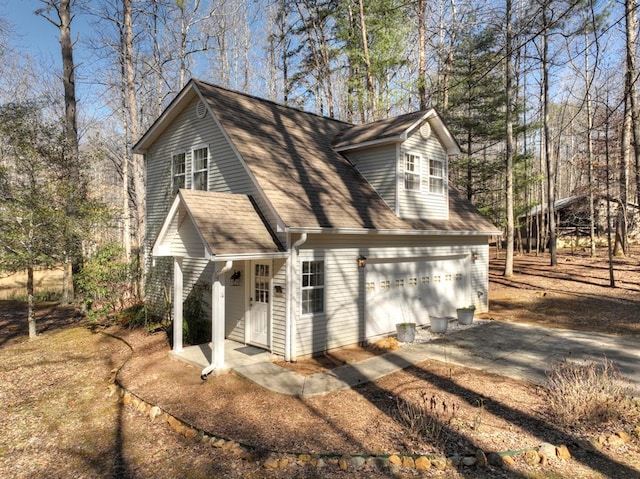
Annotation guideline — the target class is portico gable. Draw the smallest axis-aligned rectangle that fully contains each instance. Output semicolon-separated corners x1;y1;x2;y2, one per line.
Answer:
152;189;285;374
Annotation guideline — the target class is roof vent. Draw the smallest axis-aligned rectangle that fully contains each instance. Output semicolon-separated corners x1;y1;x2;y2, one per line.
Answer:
195;100;207;119
419;122;431;139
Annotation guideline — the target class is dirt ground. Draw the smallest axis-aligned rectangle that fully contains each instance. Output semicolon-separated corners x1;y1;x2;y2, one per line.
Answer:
1;250;640;478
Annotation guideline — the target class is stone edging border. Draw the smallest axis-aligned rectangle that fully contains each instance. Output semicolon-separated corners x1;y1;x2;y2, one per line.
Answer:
101;330;639;474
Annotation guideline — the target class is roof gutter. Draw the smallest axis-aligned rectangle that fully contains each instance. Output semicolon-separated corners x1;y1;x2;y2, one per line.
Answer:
284;227;503;237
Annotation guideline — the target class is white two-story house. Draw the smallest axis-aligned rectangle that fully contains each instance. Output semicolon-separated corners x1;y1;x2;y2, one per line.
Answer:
133;79;499;372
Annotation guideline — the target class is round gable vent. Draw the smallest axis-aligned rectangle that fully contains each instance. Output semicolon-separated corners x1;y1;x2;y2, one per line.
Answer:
419;122;431;139
195;99;207;119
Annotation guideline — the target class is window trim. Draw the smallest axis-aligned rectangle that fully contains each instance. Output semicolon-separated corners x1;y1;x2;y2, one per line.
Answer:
171;151;186;194
191;145;209;191
403;152;422;191
300;257;325;316
428;157;445;195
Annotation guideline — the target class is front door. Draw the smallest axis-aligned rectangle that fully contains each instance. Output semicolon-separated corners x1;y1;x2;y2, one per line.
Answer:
249;261;270;347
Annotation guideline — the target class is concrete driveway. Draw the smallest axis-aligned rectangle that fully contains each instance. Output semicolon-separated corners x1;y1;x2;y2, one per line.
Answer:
233;320;640;397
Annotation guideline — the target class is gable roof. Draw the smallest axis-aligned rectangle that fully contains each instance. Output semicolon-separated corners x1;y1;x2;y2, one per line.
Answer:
153;189;283;259
333;110;461;155
135;79;498;236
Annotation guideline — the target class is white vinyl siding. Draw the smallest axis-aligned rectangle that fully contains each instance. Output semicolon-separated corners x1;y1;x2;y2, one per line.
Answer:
344;144;397;211
270;259;287;356
397;130;449;220
145;95;270;313
292;233;489;357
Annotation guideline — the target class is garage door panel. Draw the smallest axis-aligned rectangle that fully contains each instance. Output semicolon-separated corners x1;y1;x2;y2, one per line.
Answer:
365;257;469;338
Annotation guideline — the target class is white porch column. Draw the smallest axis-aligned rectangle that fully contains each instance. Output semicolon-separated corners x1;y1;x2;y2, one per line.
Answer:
212;261;232;369
173;257;184;353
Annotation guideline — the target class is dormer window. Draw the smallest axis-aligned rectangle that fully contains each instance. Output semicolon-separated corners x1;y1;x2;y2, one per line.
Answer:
192;146;209;191
429;157;444;194
404;153;421;191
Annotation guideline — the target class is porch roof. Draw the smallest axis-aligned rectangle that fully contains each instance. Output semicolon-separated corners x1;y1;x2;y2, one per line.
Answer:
152;189;284;260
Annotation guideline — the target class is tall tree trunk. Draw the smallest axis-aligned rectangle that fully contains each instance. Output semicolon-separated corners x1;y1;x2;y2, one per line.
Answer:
62;0;76;305
27;265;36;339
504;0;514;278
40;0;79;304
616;0;636;256
417;0;427;110
357;0;375;120
124;0;144;296
584;31;596;257
542;3;557;266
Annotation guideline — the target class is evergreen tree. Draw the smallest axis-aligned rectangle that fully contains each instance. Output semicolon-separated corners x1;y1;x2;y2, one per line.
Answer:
446;25;506;204
0;102;66;338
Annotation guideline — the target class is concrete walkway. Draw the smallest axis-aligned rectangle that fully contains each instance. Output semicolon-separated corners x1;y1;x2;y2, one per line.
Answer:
232;321;640;397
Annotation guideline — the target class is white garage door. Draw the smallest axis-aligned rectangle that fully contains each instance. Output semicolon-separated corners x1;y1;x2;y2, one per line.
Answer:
364;256;470;338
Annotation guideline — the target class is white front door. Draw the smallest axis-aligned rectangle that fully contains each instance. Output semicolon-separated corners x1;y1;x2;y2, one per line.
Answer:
249;261;270;347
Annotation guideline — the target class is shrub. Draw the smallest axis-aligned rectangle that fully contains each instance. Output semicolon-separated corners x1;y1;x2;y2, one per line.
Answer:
76;243;137;322
396;391;458;450
545;357;639;426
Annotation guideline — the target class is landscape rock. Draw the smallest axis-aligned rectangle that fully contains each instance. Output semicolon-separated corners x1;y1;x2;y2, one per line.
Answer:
575;438;598;452
264;457;279;469
365;456;387;470
149;406;162;420
538;442;556;460
616;431;632;443
462;456;477;466
431;457;447;470
502;454;516;467
401;455;415;469
212;438;226;448
475;449;488;467
487;452;504;467
524;449;540;466
388;454;402;466
415;456;431;470
556;444;571;460
607;434;626;447
350;456;366;469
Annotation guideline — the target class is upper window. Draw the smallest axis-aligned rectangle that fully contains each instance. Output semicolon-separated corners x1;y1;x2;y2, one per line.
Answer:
404;153;421;191
192;146;209;191
429;158;445;194
172;152;186;194
301;259;324;315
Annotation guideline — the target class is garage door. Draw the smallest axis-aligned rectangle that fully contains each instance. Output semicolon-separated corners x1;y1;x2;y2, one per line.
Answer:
364;256;470;338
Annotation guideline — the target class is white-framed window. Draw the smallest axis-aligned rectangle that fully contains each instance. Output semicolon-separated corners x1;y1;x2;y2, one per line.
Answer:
172;152;186;194
429;157;445;194
301;259;324;315
192;146;209;191
404;153;421;191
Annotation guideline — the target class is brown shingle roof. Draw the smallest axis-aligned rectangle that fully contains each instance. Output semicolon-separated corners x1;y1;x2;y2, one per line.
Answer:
195;80;408;231
332;110;427;149
142;79;497;235
179;189;282;256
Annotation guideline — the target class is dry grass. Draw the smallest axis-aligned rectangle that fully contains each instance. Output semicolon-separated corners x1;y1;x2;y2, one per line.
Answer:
0;267;64;299
545;358;640;426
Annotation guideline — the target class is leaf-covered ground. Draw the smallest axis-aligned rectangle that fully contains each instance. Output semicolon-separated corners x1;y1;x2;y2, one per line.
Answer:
1;250;639;478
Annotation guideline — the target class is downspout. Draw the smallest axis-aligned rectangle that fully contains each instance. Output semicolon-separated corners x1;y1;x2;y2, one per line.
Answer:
286;233;307;362
201;260;233;380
